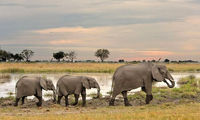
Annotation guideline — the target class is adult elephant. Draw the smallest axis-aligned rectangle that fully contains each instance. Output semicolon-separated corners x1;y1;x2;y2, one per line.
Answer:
14;76;56;107
56;75;100;107
109;63;175;106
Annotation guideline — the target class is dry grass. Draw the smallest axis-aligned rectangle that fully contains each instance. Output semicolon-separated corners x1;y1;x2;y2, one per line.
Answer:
0;63;123;73
0;103;199;120
0;63;200;73
166;63;200;72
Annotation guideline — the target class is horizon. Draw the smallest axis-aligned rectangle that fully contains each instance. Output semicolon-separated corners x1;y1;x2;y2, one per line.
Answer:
1;0;200;61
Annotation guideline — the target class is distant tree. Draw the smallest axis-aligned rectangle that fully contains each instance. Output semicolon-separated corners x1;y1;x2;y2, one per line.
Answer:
95;49;110;62
21;49;34;62
142;60;146;62
13;54;23;61
164;59;170;63
64;52;69;62
0;50;14;62
68;51;76;62
0;49;7;61
118;59;125;63
6;52;13;61
151;60;156;62
53;51;65;62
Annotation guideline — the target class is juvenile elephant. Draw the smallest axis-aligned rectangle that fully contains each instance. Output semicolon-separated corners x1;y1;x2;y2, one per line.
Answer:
14;76;56;107
109;63;175;106
56;75;100;107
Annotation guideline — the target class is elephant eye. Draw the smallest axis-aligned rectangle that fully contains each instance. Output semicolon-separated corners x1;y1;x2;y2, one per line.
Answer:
159;69;166;74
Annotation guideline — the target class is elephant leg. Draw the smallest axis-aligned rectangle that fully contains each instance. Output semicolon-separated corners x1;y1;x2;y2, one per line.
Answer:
57;96;63;104
65;95;69;106
81;88;86;107
22;96;26;105
14;98;20;106
122;91;132;106
144;84;153;104
35;96;42;107
109;90;119;106
72;94;79;106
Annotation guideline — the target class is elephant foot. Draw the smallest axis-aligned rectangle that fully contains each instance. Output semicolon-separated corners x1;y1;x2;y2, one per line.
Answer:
36;102;42;107
125;103;132;106
72;102;78;106
53;99;56;103
109;99;115;106
57;101;61;104
14;98;20;107
14;103;18;107
146;95;153;104
124;98;132;106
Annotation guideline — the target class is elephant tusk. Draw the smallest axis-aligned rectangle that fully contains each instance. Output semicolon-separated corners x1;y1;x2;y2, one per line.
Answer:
164;79;175;88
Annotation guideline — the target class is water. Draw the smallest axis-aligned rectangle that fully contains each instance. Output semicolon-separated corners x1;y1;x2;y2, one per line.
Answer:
0;72;199;100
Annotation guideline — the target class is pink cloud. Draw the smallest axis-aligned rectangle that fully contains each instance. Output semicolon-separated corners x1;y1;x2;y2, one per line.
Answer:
138;50;174;56
116;56;161;61
49;40;83;45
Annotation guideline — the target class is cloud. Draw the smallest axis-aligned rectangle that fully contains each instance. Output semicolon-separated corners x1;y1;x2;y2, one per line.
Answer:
1;0;200;61
49;40;83;45
137;50;174;56
34;27;108;34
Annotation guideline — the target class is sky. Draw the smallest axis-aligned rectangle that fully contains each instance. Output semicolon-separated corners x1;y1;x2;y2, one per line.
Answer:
0;0;200;61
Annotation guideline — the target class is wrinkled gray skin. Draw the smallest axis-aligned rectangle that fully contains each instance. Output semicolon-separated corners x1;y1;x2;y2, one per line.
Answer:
109;63;175;106
56;75;100;107
14;76;56;107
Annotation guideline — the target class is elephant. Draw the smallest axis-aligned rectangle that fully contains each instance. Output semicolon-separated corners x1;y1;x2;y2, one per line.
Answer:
14;76;56;107
109;63;175;106
56;75;100;107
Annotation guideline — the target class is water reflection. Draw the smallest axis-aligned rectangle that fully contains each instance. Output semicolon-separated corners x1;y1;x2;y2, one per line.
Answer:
0;73;199;100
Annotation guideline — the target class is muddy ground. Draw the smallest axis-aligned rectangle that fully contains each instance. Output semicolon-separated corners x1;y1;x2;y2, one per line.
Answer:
1;94;199;108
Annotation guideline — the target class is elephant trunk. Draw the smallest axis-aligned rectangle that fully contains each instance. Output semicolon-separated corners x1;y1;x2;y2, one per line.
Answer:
95;83;101;99
52;86;56;102
164;72;175;88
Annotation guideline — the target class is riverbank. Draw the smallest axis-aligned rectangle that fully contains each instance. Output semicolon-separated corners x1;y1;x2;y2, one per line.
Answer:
1;63;200;73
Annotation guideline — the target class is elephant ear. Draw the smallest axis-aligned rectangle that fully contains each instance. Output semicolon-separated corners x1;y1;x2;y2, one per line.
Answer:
40;78;48;90
81;77;90;89
152;65;164;82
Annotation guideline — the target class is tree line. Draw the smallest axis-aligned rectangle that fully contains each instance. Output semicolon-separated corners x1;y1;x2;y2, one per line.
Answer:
0;49;34;62
0;48;197;63
0;48;110;62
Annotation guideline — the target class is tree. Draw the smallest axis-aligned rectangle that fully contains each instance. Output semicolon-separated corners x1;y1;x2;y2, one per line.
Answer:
21;49;34;62
0;49;7;61
95;49;110;62
53;51;65;62
164;59;170;63
0;50;14;62
68;51;76;62
118;59;125;63
13;54;23;61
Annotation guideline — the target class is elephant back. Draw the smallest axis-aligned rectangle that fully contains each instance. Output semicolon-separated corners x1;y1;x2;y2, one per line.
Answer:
16;76;28;87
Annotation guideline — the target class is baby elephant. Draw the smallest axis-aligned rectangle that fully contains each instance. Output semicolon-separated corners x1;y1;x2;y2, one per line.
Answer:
56;75;100;107
14;76;56;107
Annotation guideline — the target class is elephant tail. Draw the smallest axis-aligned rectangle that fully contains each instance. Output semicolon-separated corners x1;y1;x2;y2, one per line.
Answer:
15;85;17;98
